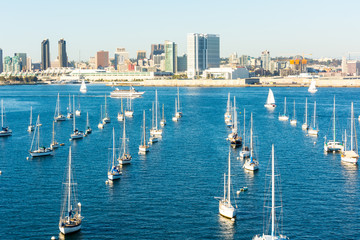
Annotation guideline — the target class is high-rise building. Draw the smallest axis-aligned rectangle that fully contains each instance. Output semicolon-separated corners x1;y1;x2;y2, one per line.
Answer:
41;39;50;70
136;50;147;61
26;57;32;71
177;54;187;73
164;41;177;73
58;38;68;67
14;53;27;71
0;48;3;73
95;50;109;69
187;33;220;78
239;55;250;67
261;50;270;71
114;48;129;69
150;44;164;59
153;53;165;66
4;56;21;72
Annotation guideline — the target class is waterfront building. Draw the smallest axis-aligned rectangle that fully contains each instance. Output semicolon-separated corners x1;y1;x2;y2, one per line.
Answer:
164;41;177;73
261;50;271;71
0;48;3;73
187;33;220;78
177;54;187;73
41;39;50;70
202;67;249;79
95;50;109;69
58;38;68;67
114;48;129;70
150;44;164;59
14;53;27;71
136;50;147;61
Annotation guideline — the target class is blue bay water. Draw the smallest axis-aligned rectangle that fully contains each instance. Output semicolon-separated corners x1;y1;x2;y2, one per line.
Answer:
0;85;359;239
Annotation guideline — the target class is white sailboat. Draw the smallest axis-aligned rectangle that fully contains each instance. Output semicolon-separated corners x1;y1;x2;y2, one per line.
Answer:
59;147;83;235
29;115;53;157
324;96;343;153
139;110;149;154
160;103;166;127
108;128;122;180
27;106;35;132
85;112;92;135
225;93;232;124
80;79;87;93
75;96;81;116
118;118;132;165
50;121;59;149
228;97;242;148
301;98;309;130
0;99;12;137
290;100;297;126
243;113;259;171
175;87;182;118
216;151;237;220
341;102;359;164
98;105;104;129
264;89;276;109
172;98;179;122
117;98;124;121
54;93;66;122
149;102;159;144
150;90;163;137
70;96;84;140
67;94;73;119
308;101;319;136
124;97;134;117
308;79;318;93
278;97;289;121
102;94;110;124
253;144;289;240
239;108;250;159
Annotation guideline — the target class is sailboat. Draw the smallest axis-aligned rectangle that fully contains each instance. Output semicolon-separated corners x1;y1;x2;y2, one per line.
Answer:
85;112;92;135
26;106;35;132
253;144;289;240
341;102;359;164
160;104;166;127
54;93;66;122
150;90;163;137
118;118;132;165
215;150;237;220
308;101;319;136
80;79;87;93
243;113;259;171
302;98;309;130
50;121;59;149
98;105;104;129
29;115;53;157
67;94;73;119
278;97;289;121
70;96;84;140
224;93;232;124
148;102;159;144
124;97;134;117
175;87;182;118
264;89;276;109
59;147;83;235
108;128;122;180
172;98;179;122
324;96;343;153
228;97;242;148
290;100;297;126
117;98;124;121
239;108;250;159
308;79;318;93
139;110;150;154
75;96;81;116
102;94;110;124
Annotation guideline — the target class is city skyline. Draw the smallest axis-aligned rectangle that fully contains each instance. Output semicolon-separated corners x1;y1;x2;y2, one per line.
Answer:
1;0;360;61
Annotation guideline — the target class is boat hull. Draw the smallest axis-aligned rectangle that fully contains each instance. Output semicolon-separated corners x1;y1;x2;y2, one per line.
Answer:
290;119;297;125
139;145;149;154
341;151;359;164
59;223;81;235
55;115;66;122
172;116;178;122
243;159;259;171
219;201;236;219
28;125;35;132
125;111;134;117
308;129;319;136
301;123;308;130
324;142;343;153
30;149;53;157
108;173;121;180
278;115;289;121
150;129;163;136
117;114;124;121
98;123;104;129
0;130;12;136
264;104;276;110
253;234;289;240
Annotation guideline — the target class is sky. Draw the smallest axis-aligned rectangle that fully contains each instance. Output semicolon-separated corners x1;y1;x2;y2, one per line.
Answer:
1;0;360;62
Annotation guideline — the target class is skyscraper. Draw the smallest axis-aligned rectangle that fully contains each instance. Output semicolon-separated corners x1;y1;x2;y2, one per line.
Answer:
261;50;270;71
0;48;3;73
114;48;129;69
58;38;68;67
150;44;164;59
41;39;50;70
136;50;147;61
187;33;220;78
14;53;27;71
95;50;109;69
164;41;177;73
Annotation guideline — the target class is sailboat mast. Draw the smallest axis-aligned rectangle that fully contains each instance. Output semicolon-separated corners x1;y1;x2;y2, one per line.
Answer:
152;102;155;128
112;128;115;166
271;144;275;238
351;102;354;151
68;147;72;215
333;97;336;142
227;151;231;203
250;113;253;157
30;106;32;125
177;87;180;111
143;110;146;144
37;115;40;150
104;95;107;118
233;97;237;131
293;100;296;119
121;98;123;113
284;97;287;115
155;90;158;129
313;101;316;128
175;98;177;114
123;118;126;155
1;99;3;127
86;112;89;127
73;95;75;132
52;121;55;144
243;109;246;146
223;173;226;201
305;98;308;125
344;129;347;151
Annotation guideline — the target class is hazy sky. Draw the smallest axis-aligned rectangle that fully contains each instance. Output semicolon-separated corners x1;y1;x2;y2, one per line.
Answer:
1;0;359;62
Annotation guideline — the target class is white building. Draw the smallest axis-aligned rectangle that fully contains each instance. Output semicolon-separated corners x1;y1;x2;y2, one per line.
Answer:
114;48;129;69
202;67;249;79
